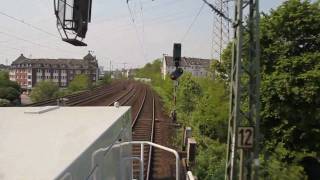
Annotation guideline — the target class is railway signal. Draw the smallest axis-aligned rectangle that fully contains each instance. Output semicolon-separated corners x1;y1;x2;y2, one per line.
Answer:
170;43;183;80
173;43;181;67
54;0;92;46
170;43;183;122
170;68;183;80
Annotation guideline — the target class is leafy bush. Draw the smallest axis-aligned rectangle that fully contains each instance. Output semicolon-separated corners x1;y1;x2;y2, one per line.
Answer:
30;81;59;102
68;74;91;92
0;71;21;106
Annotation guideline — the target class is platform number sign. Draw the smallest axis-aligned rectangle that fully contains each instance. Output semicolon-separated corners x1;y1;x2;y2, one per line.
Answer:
237;127;254;149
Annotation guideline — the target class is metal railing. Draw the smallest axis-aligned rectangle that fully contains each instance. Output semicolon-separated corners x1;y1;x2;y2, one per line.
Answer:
120;141;180;180
89;141;180;180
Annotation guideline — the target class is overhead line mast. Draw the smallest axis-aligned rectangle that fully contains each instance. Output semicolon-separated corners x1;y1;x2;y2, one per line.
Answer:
210;0;230;62
224;0;261;179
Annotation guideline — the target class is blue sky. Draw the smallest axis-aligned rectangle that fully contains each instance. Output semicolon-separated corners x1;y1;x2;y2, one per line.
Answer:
0;0;286;69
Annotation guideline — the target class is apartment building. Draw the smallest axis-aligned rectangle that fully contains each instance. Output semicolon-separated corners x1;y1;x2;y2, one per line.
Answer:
161;55;213;80
9;53;99;90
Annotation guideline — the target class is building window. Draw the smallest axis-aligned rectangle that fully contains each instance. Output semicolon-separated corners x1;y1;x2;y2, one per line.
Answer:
28;75;31;79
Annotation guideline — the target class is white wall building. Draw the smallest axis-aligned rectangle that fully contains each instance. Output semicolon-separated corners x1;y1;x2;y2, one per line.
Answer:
161;55;213;80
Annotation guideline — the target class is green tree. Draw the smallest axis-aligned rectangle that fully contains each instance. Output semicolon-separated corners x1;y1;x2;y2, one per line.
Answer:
190;79;229;179
135;59;163;86
260;142;307;179
214;0;319;178
260;0;320;74
195;139;226;180
259;0;320;152
68;74;91;92
30;81;59;102
192;79;229;141
176;73;202;124
216;0;320;152
261;53;320;152
0;71;21;106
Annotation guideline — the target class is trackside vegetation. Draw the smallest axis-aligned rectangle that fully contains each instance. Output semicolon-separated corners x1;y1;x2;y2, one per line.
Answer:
0;71;21;106
135;0;319;179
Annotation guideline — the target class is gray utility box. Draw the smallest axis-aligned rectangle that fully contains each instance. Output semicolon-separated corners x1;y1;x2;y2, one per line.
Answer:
0;106;132;180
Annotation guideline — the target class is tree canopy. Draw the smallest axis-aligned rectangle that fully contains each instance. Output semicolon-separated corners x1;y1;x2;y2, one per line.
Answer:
68;74;91;92
30;81;59;102
213;0;319;178
0;71;21;106
258;0;320;153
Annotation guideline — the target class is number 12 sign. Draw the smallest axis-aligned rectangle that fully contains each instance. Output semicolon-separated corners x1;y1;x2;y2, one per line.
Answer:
237;127;254;149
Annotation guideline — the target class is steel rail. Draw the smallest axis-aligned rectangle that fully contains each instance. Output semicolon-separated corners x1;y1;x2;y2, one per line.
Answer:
131;87;147;128
27;82;123;106
66;83;128;106
107;85;135;106
146;92;155;180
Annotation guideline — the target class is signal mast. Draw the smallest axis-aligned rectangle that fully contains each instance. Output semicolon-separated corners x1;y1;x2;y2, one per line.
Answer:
170;43;183;121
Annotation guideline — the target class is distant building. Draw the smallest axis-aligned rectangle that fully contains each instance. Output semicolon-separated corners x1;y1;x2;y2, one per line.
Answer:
9;53;98;90
98;66;105;79
0;64;10;71
161;55;213;80
125;69;136;79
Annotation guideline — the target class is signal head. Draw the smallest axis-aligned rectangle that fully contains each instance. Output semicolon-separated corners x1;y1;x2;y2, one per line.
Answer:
170;68;183;80
173;43;181;67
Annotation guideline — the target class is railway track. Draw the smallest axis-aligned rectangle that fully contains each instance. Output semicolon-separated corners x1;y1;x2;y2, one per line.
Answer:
26;81;129;107
130;86;156;180
110;84;156;179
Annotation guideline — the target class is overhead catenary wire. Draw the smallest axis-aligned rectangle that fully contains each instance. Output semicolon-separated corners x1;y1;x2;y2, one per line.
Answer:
0;11;59;39
139;0;147;60
181;2;205;42
96;0;185;23
0;31;75;55
201;0;232;22
126;1;147;62
90;9;192;36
